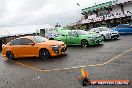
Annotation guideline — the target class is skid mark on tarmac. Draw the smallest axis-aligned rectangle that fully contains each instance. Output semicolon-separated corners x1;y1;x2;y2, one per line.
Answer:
6;47;132;72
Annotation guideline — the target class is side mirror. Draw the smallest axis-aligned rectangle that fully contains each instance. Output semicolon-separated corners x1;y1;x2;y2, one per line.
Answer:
29;43;35;45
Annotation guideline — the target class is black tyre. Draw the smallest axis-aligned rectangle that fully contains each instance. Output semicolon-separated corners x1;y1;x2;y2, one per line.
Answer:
81;40;88;47
81;78;91;86
49;38;54;40
6;51;15;60
39;49;50;59
114;36;118;40
111;36;115;40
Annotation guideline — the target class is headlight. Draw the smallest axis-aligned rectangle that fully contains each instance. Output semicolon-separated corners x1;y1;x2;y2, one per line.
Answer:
51;45;60;53
51;45;60;48
106;33;111;36
88;37;95;40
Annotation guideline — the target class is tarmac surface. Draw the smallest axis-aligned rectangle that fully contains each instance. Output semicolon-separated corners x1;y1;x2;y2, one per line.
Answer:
0;35;132;88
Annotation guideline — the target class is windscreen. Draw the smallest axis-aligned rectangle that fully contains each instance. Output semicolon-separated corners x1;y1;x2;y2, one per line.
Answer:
32;36;48;43
77;30;88;35
98;27;110;31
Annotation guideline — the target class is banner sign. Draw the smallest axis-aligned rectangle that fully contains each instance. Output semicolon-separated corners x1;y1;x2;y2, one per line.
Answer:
82;10;132;23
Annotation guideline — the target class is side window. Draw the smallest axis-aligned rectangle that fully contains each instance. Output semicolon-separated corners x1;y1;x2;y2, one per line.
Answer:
68;32;72;36
21;38;33;45
95;29;100;32
10;39;22;45
68;32;77;36
9;40;14;45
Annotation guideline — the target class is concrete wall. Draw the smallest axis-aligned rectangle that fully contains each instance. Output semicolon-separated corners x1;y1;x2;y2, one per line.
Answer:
110;5;122;14
112;0;132;5
98;9;108;15
124;2;132;11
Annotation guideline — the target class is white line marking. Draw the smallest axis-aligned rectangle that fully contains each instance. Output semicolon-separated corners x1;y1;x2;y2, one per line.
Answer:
6;47;132;72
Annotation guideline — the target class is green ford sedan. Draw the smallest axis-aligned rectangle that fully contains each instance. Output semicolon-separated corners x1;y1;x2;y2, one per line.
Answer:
53;30;103;47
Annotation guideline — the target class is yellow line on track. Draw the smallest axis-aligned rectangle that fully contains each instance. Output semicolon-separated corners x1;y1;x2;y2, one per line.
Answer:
7;47;132;72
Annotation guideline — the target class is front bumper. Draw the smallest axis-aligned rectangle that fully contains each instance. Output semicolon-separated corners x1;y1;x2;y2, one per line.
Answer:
50;44;67;56
89;38;103;45
111;34;119;39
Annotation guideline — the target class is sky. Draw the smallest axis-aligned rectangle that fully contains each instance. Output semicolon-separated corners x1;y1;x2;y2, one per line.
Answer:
0;0;111;27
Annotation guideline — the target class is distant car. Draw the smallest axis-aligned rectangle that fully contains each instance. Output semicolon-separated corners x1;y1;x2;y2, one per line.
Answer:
2;36;67;60
46;32;61;40
54;30;103;47
89;27;119;40
112;24;132;34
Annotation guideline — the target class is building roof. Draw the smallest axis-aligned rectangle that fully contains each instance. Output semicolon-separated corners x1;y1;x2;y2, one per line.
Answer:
82;0;132;14
112;0;132;5
82;1;112;13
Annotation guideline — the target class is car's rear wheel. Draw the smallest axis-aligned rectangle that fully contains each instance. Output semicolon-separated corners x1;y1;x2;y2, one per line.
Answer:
81;40;88;47
39;49;50;59
6;51;15;60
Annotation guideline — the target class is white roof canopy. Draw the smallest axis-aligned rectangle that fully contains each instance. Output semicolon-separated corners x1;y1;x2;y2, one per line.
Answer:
0;24;54;38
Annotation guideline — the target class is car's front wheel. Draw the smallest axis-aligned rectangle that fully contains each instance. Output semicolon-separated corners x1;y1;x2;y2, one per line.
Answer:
6;51;15;60
81;40;88;47
39;49;50;59
114;36;118;40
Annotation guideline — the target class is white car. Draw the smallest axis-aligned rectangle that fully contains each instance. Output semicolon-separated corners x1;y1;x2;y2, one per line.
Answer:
89;27;119;40
46;32;62;40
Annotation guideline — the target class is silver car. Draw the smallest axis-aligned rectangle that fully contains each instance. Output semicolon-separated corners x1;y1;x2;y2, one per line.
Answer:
89;27;119;40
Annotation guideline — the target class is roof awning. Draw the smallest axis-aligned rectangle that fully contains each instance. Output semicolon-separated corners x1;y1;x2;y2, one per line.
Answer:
82;1;112;13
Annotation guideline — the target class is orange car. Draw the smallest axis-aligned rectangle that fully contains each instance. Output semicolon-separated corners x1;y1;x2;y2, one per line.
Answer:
2;36;67;60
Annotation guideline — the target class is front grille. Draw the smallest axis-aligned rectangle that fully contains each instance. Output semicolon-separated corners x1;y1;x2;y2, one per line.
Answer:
52;47;59;53
96;39;102;43
112;33;117;34
96;40;100;43
106;33;111;36
61;47;67;52
95;36;101;39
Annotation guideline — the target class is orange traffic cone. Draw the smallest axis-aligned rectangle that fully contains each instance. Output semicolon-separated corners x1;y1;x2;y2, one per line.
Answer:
80;68;91;86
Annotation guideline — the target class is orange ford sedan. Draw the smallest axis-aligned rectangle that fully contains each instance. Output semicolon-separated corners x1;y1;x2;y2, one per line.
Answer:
2;36;67;60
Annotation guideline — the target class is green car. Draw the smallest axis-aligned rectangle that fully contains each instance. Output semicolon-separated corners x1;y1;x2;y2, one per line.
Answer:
54;30;103;47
